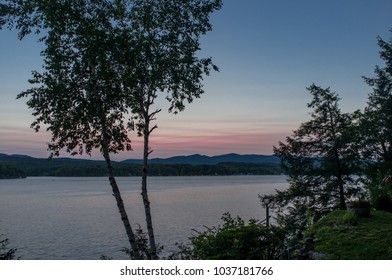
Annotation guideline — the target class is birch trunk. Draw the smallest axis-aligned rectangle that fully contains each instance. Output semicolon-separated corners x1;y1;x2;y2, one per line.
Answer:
92;63;141;259
102;148;141;260
141;110;159;260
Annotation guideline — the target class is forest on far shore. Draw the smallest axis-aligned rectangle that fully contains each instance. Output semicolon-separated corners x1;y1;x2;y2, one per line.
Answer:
0;155;282;178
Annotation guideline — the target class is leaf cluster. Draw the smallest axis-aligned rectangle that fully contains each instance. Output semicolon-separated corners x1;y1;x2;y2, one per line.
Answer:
5;0;222;157
0;234;18;260
9;0;134;157
120;0;222;114
121;225;164;260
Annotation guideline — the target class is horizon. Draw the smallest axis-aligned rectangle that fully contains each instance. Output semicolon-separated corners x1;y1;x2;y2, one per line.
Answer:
1;1;392;161
1;151;278;161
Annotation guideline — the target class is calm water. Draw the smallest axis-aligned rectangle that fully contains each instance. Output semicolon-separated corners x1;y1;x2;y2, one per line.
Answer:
0;176;288;259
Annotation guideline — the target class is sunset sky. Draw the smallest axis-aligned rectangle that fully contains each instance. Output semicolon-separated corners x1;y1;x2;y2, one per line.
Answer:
1;0;392;160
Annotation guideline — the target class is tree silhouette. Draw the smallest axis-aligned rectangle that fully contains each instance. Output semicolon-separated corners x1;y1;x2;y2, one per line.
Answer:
6;0;222;259
362;31;392;175
8;0;142;259
0;3;10;29
273;84;361;237
116;0;222;259
361;30;392;211
0;235;17;260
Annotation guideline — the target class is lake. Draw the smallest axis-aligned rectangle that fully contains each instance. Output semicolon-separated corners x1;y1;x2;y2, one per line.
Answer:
0;175;288;259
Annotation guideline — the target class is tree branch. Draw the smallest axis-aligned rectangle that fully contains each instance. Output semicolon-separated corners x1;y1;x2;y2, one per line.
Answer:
149;124;158;134
148;109;162;121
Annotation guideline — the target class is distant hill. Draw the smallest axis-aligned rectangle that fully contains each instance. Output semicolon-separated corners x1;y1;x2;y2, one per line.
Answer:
0;153;282;177
0;153;109;176
122;153;280;165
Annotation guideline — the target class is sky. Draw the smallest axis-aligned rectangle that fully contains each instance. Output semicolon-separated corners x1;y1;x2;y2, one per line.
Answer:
1;0;392;160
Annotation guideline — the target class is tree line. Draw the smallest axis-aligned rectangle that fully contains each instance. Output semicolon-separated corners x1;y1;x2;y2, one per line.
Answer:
0;164;26;179
3;161;281;177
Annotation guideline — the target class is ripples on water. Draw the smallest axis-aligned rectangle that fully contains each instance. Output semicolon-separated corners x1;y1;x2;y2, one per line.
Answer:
0;176;288;259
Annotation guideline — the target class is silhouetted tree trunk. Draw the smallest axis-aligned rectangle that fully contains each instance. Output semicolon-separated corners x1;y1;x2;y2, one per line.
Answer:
139;94;160;260
102;147;141;260
123;0;222;259
92;63;141;259
327;104;347;210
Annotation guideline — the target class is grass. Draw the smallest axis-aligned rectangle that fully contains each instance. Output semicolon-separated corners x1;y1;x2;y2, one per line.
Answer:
307;210;392;259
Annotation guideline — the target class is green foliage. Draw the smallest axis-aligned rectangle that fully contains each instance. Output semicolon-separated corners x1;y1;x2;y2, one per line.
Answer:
361;30;392;168
118;0;223;119
100;225;164;260
0;234;18;260
273;84;361;244
121;225;164;260
365;171;392;212
170;213;287;260
308;210;359;230
360;30;392;212
0;2;10;29
270;30;392;260
6;0;222;157
6;0;222;260
307;210;392;259
11;0;133;158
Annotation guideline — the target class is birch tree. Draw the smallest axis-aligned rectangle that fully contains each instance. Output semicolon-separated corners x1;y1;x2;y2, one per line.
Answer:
5;0;222;259
7;0;142;259
117;0;222;259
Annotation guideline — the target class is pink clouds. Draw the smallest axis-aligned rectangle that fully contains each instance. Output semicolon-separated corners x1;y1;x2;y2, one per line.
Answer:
1;115;293;160
126;130;288;159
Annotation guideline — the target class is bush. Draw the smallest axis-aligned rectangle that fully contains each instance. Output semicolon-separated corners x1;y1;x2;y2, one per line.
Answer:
170;213;287;260
365;171;392;212
0;235;17;260
119;225;164;260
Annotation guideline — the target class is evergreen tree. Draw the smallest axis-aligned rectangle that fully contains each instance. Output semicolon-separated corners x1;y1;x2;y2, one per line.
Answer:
361;30;392;211
273;84;361;239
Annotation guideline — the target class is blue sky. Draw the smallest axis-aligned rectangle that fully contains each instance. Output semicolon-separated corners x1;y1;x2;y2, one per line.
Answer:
1;0;392;160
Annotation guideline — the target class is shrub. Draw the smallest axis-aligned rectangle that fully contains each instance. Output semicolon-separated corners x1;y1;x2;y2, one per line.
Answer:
365;171;392;212
0;235;17;260
120;225;164;260
170;212;287;260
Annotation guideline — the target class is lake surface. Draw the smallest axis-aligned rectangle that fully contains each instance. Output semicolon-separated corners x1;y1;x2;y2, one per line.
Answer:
0;176;288;259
